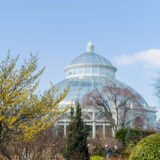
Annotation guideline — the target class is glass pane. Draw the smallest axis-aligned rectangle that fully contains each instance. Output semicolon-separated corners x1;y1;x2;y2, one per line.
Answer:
106;69;109;75
78;68;84;74
99;68;106;75
85;125;92;137
96;125;103;137
85;67;91;74
92;67;98;74
73;69;77;75
105;126;112;137
68;70;73;75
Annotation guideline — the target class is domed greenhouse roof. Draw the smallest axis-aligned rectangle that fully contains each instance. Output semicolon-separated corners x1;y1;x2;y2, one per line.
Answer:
56;77;148;107
55;41;149;108
70;52;114;67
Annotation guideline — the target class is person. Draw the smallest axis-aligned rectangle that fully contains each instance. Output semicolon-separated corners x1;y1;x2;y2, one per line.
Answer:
105;145;112;160
114;145;120;158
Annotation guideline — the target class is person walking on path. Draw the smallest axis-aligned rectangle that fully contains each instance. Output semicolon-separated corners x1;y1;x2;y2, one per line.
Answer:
114;145;120;158
105;145;112;160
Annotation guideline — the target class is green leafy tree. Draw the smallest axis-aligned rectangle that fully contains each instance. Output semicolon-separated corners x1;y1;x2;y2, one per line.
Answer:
64;103;89;160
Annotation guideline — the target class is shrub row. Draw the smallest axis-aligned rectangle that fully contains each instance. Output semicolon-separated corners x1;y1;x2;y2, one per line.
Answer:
115;127;155;147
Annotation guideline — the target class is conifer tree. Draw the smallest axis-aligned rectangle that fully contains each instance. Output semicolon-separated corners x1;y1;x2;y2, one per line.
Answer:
64;103;89;160
63;107;75;159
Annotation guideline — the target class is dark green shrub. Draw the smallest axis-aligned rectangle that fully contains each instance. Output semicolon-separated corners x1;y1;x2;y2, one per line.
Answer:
115;127;129;146
91;147;105;156
115;127;155;147
130;134;160;160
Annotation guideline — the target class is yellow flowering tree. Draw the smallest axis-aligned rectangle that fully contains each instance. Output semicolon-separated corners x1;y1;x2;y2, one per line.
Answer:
0;53;70;156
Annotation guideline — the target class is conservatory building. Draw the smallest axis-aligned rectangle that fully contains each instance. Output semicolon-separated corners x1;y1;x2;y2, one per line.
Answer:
56;42;157;138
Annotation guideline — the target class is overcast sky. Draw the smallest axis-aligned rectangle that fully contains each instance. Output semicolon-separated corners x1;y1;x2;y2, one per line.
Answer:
0;0;160;118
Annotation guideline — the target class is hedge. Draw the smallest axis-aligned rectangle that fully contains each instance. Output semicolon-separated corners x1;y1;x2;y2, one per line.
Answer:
115;127;155;147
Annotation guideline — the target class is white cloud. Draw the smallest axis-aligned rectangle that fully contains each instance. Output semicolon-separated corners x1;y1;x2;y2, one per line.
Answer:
114;49;160;68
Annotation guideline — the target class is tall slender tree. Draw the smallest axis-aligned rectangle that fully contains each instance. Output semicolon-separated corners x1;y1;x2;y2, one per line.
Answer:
63;107;75;159
64;103;89;160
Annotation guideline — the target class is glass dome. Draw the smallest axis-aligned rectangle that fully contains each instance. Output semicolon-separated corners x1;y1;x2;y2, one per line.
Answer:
56;77;148;107
56;41;148;107
70;52;114;67
64;42;117;80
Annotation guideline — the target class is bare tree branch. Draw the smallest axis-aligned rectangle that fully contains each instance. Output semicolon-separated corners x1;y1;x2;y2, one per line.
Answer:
83;83;146;132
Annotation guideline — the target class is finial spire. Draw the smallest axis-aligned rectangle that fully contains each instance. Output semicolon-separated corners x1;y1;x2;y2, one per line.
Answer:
86;41;94;53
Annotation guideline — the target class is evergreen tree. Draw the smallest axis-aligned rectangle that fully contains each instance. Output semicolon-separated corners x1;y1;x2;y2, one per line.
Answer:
64;103;89;160
63;107;75;159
